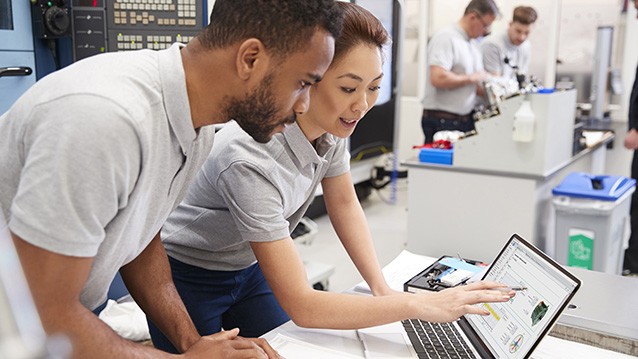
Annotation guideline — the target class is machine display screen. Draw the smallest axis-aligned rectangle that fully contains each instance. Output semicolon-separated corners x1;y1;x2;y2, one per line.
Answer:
354;0;393;106
73;0;100;7
0;0;13;30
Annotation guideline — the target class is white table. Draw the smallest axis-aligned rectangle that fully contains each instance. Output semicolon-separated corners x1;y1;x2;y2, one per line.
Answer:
262;250;635;358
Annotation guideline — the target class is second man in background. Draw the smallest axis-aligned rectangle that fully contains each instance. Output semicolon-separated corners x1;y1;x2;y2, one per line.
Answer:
481;6;538;83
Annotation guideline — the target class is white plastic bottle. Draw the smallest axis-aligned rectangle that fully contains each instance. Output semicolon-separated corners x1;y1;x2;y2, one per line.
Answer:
512;100;535;142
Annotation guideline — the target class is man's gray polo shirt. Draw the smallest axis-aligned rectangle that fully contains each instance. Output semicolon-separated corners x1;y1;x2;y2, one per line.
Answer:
422;23;484;115
0;43;215;310
162;121;350;271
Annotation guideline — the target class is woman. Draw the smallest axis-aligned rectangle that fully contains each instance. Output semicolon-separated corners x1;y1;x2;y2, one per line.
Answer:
149;2;513;352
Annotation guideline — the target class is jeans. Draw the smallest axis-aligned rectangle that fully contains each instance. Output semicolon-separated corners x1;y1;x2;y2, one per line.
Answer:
624;151;638;273
421;114;476;144
148;257;290;353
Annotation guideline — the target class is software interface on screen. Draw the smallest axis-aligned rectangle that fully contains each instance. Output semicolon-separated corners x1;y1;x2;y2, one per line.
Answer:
465;239;579;358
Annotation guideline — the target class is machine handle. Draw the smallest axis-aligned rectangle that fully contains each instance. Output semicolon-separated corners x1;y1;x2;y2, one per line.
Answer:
0;67;34;78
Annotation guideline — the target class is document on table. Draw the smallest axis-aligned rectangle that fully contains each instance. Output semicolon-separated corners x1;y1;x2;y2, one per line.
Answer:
269;333;360;358
349;250;437;294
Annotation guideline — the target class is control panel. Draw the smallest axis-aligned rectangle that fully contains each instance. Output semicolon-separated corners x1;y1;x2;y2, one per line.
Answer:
71;0;204;61
31;0;73;39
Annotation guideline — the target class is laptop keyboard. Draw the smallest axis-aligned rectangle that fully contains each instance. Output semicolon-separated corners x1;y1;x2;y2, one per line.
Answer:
401;319;477;359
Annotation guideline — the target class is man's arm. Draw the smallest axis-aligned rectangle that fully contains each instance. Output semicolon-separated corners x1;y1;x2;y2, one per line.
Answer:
321;173;394;295
119;232;201;352
12;232;275;359
11;232;177;359
251;237;514;329
120;232;278;358
429;65;488;90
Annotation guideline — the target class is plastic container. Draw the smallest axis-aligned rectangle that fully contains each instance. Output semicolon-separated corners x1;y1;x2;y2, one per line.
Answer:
512;100;535;142
552;172;636;274
419;148;453;165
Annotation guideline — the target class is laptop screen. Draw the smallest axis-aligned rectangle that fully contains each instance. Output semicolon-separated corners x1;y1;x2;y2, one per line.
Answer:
464;234;580;358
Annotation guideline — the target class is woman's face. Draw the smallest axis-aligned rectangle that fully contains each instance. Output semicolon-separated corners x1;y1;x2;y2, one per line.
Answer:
301;43;384;141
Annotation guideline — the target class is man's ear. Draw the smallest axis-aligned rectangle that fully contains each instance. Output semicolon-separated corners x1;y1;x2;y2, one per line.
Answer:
235;38;270;81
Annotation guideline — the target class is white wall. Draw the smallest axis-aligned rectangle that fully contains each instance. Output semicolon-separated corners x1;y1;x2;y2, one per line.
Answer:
397;0;638;172
203;0;637;176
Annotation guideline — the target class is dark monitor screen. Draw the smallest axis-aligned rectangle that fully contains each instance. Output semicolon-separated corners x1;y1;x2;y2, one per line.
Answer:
73;0;101;7
348;0;399;159
353;0;393;106
0;0;13;30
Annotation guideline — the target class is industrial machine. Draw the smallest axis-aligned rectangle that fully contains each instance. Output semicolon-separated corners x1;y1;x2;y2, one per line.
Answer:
454;89;578;176
0;0;37;113
70;0;205;62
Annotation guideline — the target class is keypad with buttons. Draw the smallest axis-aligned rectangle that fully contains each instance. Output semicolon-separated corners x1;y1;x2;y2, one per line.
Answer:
107;0;201;53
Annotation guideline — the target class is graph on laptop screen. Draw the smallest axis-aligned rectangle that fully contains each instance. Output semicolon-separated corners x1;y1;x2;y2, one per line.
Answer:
465;238;579;358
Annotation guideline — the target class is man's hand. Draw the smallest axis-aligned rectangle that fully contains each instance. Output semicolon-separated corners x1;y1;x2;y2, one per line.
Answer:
430;66;489;89
624;129;638;150
182;329;280;359
468;71;490;85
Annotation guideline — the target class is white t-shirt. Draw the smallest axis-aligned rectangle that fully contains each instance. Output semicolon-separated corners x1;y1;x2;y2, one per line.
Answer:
0;44;215;310
422;23;484;115
481;30;531;80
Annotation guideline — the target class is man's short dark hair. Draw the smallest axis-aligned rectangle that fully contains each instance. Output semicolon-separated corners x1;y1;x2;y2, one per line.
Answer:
200;0;343;58
464;0;501;18
513;6;538;25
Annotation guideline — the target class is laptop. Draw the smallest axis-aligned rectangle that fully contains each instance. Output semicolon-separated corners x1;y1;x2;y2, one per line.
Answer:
359;234;581;359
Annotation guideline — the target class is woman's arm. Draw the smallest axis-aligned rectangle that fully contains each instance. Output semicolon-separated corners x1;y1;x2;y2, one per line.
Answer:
321;172;395;295
250;237;513;329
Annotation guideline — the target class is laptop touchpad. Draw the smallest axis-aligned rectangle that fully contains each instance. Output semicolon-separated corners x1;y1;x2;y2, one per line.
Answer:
359;331;414;358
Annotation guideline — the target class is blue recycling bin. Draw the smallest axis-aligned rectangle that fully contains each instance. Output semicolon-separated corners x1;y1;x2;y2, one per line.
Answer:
552;173;636;274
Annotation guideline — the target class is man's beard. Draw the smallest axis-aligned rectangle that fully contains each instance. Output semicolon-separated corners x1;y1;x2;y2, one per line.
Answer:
225;73;297;143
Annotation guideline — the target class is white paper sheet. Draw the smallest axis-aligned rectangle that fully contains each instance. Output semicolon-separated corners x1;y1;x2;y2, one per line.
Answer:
269;333;361;359
350;250;437;294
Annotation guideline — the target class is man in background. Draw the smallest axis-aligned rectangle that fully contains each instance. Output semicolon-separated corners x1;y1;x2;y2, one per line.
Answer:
0;0;342;357
622;0;638;276
421;0;500;144
481;6;538;81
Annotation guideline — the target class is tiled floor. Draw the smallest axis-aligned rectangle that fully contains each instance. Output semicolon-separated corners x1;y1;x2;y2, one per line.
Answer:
297;179;410;293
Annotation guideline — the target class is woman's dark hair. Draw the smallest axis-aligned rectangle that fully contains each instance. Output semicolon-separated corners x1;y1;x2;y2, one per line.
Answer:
200;0;343;58
332;2;390;66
